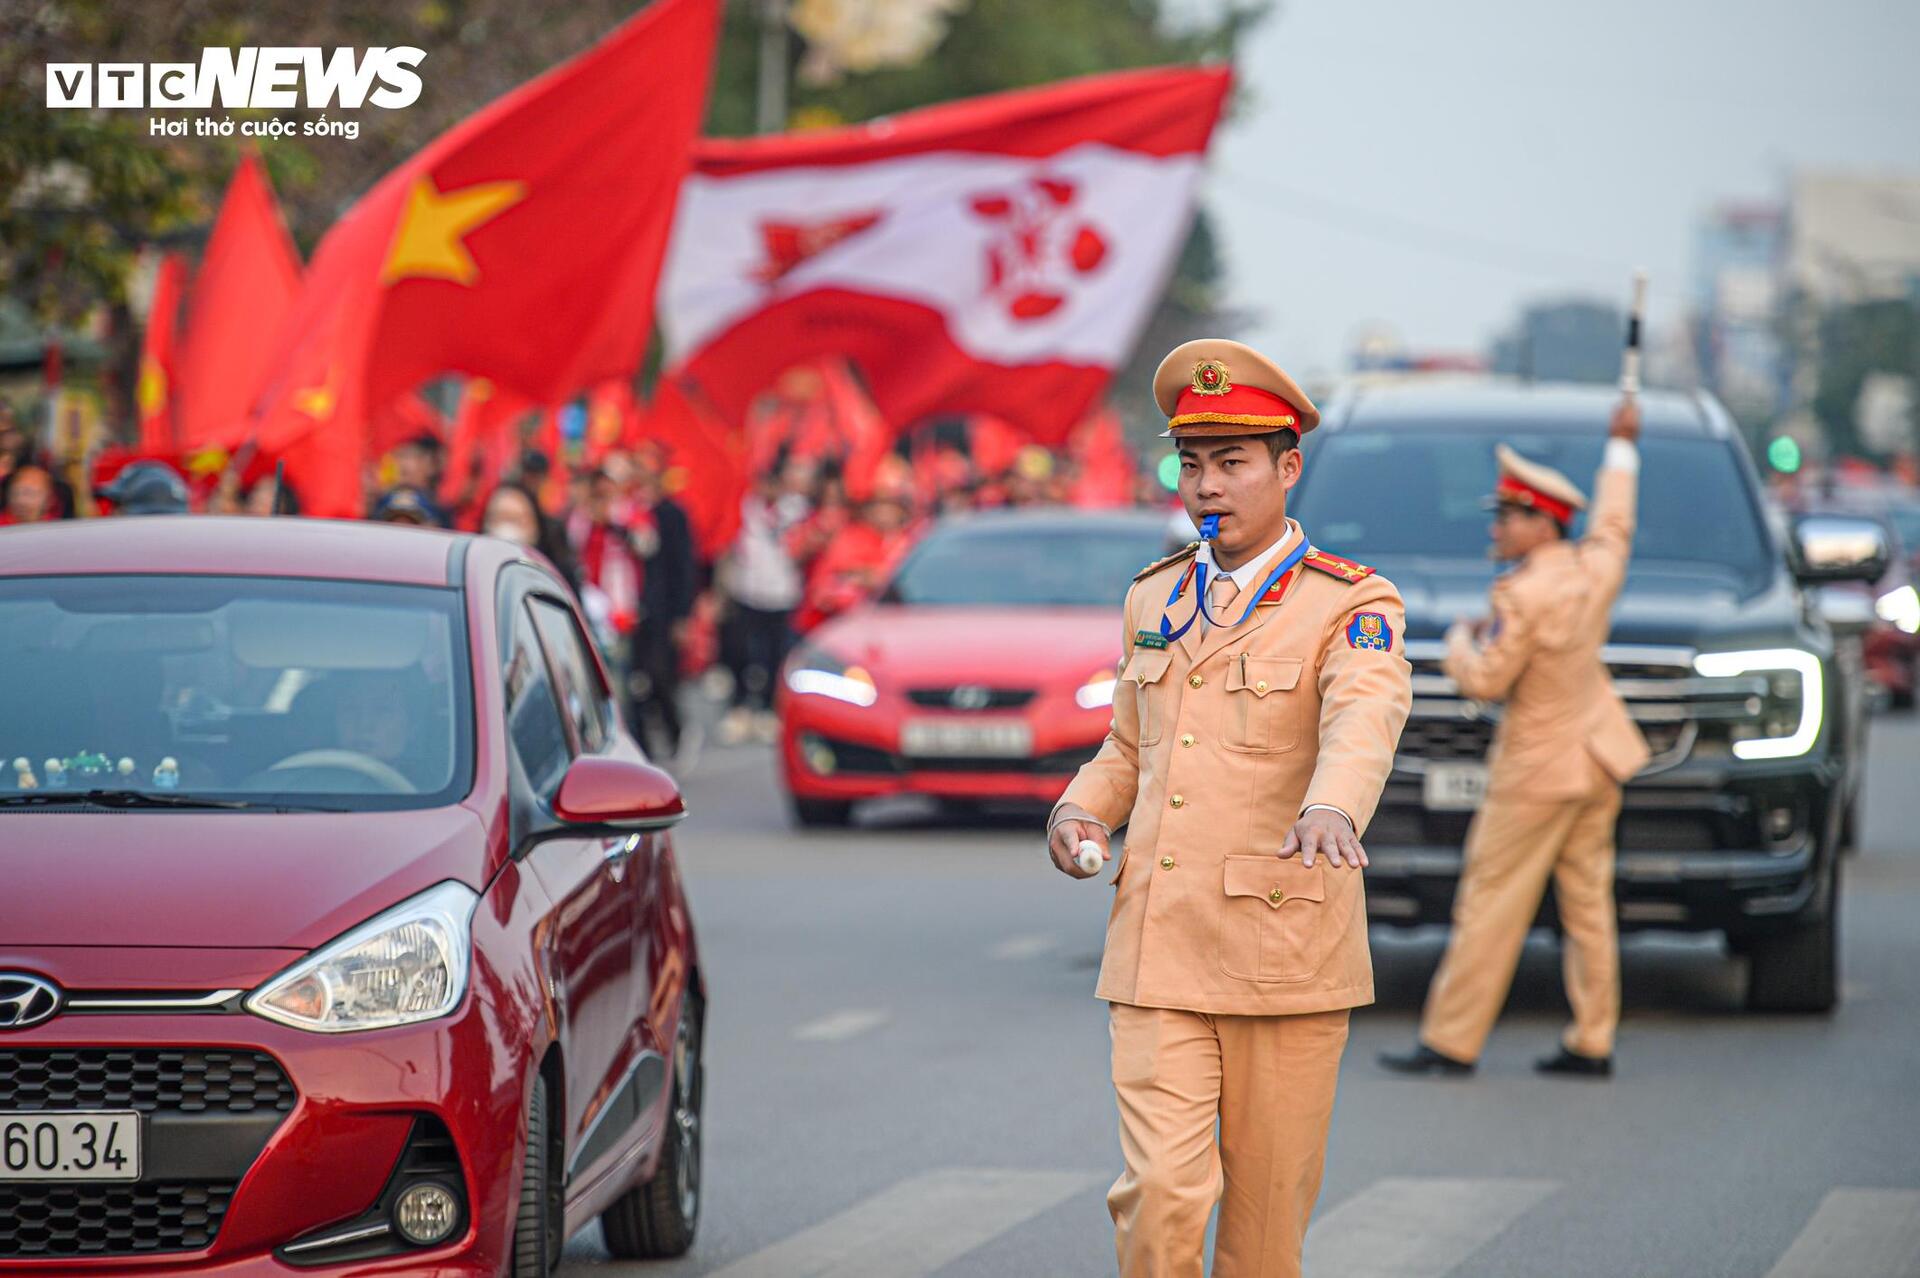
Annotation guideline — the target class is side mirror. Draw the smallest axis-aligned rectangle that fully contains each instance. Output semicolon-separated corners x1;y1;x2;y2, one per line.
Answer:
1791;515;1890;585
553;755;687;832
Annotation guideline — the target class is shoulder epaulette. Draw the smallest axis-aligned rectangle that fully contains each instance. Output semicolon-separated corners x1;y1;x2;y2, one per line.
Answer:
1300;547;1376;584
1132;541;1199;583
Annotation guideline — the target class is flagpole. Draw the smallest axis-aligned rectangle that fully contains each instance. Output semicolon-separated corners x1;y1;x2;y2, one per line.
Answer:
756;0;789;133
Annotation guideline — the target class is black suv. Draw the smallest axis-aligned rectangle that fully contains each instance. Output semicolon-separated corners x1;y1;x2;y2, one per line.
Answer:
1290;381;1884;1012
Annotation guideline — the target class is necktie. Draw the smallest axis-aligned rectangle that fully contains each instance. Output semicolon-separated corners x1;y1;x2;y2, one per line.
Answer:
1208;575;1240;627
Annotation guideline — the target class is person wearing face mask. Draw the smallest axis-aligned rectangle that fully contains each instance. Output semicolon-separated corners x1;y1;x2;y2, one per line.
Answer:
483;481;580;592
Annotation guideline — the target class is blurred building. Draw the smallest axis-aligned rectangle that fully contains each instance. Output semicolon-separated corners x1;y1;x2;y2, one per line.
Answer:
1786;173;1920;306
1488;299;1623;385
1691;203;1787;424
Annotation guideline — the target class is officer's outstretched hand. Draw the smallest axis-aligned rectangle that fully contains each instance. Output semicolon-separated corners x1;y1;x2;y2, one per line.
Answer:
1048;806;1110;879
1280;809;1368;869
1608;395;1642;443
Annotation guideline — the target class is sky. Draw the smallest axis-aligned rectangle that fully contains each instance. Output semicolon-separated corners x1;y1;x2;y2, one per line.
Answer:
1204;0;1920;382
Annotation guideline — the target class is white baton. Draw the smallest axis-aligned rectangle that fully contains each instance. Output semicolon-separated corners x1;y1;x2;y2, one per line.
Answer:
1076;840;1105;875
1619;268;1648;397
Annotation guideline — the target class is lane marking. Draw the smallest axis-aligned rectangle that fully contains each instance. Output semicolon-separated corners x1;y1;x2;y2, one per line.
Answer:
1303;1176;1560;1278
702;1168;1097;1278
791;1007;890;1042
1764;1188;1920;1278
990;933;1057;960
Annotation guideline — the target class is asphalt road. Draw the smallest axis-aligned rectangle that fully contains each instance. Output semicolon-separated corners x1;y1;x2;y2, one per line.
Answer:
560;715;1920;1278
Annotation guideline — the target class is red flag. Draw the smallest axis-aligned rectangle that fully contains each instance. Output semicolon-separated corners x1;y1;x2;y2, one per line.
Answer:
1067;406;1135;508
442;378;532;520
661;65;1231;442
177;153;303;451
638;377;749;559
249;0;720;476
136;253;186;452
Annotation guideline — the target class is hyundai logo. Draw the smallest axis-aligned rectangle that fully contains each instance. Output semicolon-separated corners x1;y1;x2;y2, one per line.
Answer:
0;974;61;1030
950;685;993;710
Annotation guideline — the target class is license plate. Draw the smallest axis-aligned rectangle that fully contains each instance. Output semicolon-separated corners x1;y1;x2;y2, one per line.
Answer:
900;718;1032;758
1423;762;1489;812
0;1112;141;1182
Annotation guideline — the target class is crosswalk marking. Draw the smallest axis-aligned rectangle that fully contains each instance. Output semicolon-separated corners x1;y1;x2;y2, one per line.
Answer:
1303;1176;1560;1278
790;1007;889;1041
701;1168;1097;1278
990;933;1057;960
1764;1189;1920;1278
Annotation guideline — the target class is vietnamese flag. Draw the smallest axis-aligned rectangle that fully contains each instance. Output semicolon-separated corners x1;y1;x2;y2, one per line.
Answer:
177;152;303;451
249;0;720;513
136;253;186;452
660;65;1231;443
638;376;749;559
441;377;533;523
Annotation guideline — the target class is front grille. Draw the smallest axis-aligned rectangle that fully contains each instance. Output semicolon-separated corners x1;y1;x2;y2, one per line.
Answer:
1;1181;236;1257
0;1049;296;1114
905;687;1036;710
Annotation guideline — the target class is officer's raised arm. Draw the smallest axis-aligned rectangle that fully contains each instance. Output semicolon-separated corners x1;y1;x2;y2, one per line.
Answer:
1583;396;1643;596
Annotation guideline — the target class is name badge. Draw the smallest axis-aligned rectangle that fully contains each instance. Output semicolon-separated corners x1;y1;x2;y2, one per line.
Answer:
1134;631;1169;650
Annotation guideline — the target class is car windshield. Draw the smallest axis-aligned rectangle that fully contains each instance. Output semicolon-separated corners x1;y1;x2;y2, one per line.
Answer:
884;521;1171;607
0;575;473;810
1292;428;1776;585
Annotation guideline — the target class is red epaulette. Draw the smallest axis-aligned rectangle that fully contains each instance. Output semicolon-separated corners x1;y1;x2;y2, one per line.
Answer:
1299;547;1376;584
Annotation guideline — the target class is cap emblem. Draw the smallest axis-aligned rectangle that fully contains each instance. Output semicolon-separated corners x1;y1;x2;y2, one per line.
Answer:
1190;359;1232;396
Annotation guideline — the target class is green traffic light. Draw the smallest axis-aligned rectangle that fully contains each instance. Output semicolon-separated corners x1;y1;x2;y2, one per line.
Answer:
1767;436;1802;474
1157;453;1180;491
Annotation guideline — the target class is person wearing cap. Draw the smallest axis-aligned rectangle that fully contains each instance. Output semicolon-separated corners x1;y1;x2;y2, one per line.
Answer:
95;460;190;516
1380;396;1647;1081
1047;339;1412;1278
371;485;447;527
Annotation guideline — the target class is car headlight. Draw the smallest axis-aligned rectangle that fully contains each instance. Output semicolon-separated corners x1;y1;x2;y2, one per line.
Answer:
1875;584;1920;634
248;881;477;1032
785;645;877;707
1075;666;1118;710
1692;648;1824;760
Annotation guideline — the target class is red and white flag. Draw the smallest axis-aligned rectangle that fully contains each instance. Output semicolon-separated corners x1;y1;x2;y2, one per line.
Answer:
661;65;1231;444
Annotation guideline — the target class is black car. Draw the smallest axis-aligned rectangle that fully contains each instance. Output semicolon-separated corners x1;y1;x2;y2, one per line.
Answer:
1290;381;1887;1012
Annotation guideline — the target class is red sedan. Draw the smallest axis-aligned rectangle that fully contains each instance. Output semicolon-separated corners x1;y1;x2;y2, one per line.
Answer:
0;517;703;1275
778;508;1176;825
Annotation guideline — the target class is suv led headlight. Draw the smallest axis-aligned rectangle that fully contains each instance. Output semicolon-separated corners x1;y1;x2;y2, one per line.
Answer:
248;881;477;1032
1692;648;1823;760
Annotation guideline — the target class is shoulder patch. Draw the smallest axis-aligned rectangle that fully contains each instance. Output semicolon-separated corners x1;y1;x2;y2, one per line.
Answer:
1301;547;1376;584
1346;611;1393;650
1133;541;1199;583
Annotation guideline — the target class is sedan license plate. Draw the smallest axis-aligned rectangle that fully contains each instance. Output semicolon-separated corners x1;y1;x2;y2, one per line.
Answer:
0;1112;140;1182
901;719;1032;759
1423;762;1489;812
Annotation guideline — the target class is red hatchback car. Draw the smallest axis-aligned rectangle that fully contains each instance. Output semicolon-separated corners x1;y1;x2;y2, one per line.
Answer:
0;518;704;1275
777;508;1175;825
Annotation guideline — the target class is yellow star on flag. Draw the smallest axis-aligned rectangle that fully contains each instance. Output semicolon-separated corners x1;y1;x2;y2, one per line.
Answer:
136;357;167;417
292;372;338;423
381;175;528;286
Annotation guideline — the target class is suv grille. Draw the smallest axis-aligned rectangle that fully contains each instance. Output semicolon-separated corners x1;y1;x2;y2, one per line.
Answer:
1;1182;235;1258
0;1049;297;1113
1398;642;1703;774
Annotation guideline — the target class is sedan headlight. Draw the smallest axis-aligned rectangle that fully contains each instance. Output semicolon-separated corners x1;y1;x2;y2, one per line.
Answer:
1692;648;1823;760
1875;584;1920;635
1075;666;1118;710
248;881;477;1032
785;646;877;707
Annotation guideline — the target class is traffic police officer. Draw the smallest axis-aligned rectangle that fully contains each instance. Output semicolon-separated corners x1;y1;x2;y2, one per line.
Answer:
1381;396;1646;1079
1048;339;1412;1278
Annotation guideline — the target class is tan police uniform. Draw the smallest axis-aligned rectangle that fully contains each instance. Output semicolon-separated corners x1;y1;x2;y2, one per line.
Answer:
1416;441;1649;1064
1053;339;1412;1278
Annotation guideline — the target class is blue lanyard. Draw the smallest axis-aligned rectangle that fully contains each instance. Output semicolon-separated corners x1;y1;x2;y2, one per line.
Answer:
1160;537;1310;641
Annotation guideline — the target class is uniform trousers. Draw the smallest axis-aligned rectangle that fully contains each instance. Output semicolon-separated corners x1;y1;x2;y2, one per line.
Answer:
1108;1002;1350;1278
1419;777;1624;1062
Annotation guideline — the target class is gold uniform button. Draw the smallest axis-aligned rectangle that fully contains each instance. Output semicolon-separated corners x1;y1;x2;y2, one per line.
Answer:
1160;856;1175;870
1189;674;1204;688
1179;733;1195;747
1255;680;1268;692
1268;888;1285;904
1169;794;1185;808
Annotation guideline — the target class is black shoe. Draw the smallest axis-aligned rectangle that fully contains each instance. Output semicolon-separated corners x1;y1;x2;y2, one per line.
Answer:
1534;1048;1612;1078
1377;1043;1476;1076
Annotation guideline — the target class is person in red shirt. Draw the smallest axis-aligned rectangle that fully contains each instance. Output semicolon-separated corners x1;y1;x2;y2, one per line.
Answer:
0;465;57;526
792;484;920;633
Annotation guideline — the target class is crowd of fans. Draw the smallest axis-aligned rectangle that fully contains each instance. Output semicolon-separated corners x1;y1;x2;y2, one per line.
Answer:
0;393;1168;761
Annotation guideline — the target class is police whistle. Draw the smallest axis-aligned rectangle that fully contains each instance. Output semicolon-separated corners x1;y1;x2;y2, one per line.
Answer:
1200;514;1221;541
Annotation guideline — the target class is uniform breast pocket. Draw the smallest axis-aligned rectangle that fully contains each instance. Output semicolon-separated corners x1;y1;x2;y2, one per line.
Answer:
1218;855;1347;983
1223;655;1303;754
1120;646;1174;745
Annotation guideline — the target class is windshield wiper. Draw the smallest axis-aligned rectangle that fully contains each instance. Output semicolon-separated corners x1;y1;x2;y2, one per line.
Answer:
0;789;341;813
